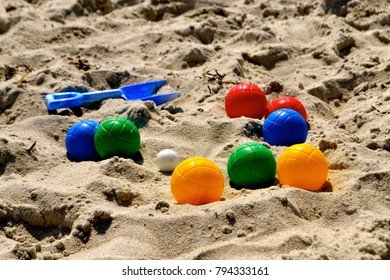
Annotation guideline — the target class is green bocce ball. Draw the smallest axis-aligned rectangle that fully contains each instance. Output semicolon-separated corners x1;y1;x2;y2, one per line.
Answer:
227;142;276;188
94;117;140;159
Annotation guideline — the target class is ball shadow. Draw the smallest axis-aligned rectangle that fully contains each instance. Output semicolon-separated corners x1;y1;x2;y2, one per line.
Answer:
243;121;263;138
132;151;144;165
278;180;333;192
127;115;150;129
66;152;101;162
47;107;83;117
320;180;333;192
161;105;184;115
0;155;16;175
229;177;279;190
66;153;77;162
159;170;173;177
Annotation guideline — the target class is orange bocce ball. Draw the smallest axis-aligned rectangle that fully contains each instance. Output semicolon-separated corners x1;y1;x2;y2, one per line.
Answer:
277;144;328;191
170;157;224;205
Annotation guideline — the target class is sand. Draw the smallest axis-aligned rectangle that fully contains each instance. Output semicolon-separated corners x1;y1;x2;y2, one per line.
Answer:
0;0;389;260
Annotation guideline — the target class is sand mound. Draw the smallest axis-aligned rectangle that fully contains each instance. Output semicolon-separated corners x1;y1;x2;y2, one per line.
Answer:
0;0;389;260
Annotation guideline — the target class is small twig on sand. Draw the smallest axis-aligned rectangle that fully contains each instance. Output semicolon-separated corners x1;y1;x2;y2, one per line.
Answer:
26;141;37;155
17;65;34;84
203;69;239;86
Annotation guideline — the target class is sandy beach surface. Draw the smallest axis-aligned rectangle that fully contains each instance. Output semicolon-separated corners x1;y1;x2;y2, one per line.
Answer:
0;0;389;260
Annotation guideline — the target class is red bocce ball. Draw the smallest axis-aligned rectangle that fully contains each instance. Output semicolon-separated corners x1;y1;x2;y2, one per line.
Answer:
265;96;307;120
225;83;268;119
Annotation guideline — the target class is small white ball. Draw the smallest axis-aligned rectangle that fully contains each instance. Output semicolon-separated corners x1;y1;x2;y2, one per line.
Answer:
156;149;179;172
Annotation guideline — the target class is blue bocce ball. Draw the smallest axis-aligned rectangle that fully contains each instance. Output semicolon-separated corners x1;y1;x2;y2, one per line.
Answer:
263;109;308;146
66;120;100;161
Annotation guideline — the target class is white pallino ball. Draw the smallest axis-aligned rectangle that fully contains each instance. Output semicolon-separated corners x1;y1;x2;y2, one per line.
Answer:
156;149;179;172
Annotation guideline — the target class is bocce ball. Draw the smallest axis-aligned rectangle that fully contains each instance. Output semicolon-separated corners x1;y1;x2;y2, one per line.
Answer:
225;83;268;119
262;108;308;146
156;149;179;172
265;96;307;120
227;142;276;188
94;117;140;159
170;157;224;205
277;143;328;191
66;120;100;162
